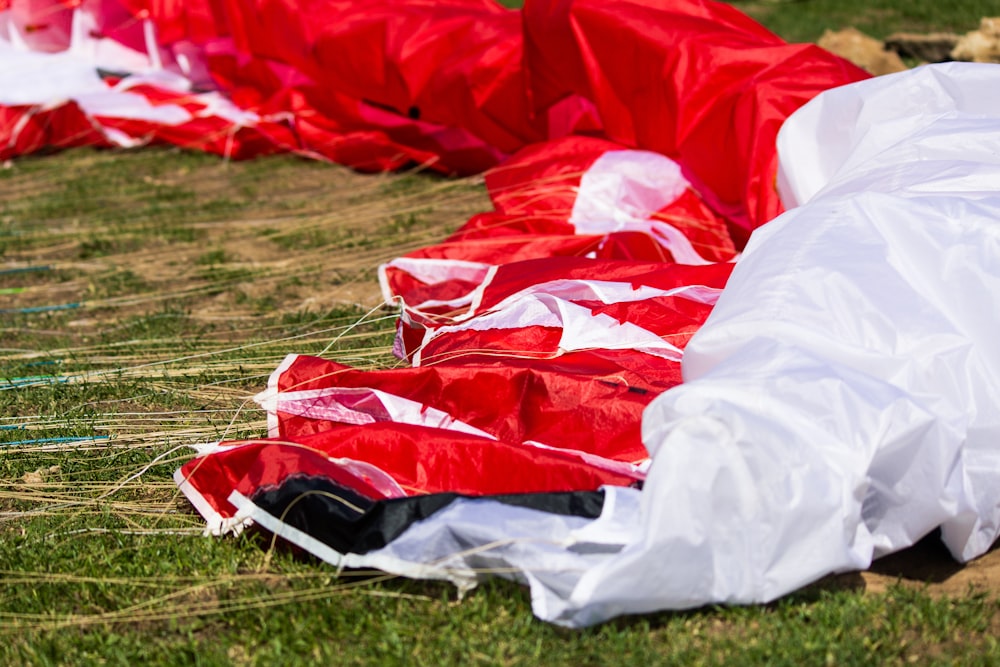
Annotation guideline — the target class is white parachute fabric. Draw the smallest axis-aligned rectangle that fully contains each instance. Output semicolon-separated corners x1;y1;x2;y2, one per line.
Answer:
232;63;1000;628
681;61;1000;564
615;61;1000;618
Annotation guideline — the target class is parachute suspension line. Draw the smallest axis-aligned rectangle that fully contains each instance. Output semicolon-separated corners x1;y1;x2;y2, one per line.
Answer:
98;444;196;500
44;527;203;541
316;302;393;357
217;394;264;442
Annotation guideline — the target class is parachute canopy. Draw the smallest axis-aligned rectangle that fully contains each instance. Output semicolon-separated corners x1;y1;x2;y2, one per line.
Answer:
4;0;1000;627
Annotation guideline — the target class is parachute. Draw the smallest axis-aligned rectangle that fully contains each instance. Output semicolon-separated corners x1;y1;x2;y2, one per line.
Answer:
5;0;1000;627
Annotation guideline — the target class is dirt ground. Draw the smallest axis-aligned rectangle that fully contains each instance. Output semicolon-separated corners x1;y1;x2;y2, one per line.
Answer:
855;534;1000;597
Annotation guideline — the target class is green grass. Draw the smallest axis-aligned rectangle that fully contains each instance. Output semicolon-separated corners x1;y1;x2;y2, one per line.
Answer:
500;0;991;42
724;0;994;42
3;3;1000;664
4;574;1000;665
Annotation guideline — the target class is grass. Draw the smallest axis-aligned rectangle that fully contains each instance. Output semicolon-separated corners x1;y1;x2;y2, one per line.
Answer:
7;582;1000;665
723;0;995;42
3;3;1000;665
500;0;992;42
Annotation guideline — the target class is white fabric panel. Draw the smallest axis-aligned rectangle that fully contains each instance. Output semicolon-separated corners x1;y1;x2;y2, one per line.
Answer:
226;485;644;619
256;385;498;439
0;15;252;146
0;45;108;105
571;149;687;226
379;258;495;310
74;90;193;125
0;5;153;83
776;62;1000;208
414;293;684;365
367;486;644;619
69;7;154;73
571;150;710;264
467;278;721;320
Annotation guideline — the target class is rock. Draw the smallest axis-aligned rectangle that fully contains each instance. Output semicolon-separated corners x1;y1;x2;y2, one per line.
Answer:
952;17;1000;63
884;32;960;63
818;28;908;76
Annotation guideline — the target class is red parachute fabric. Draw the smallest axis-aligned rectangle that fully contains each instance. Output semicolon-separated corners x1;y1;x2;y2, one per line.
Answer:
179;424;641;525
265;354;662;467
158;0;866;539
3;0;874;622
0;102;108;160
2;0;867;208
521;0;869;240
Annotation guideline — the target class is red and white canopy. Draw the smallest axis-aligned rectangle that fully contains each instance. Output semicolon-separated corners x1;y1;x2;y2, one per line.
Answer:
5;0;1000;627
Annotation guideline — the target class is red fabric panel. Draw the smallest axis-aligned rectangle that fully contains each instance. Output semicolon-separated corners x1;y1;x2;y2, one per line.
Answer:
485;135;618;215
408;293;714;366
1;0;889;532
179;422;641;521
521;0;870;239
653;189;738;262
480;136;734;261
402;234;605;265
381;257;732;336
287;423;642;495
471;257;732;315
0;103;108;160
8;0;75;52
308;1;542;156
176;438;391;520
271;354;662;464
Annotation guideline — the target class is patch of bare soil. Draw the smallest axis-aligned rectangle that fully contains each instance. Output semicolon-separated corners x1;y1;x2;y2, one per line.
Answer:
816;532;1000;599
862;534;1000;597
819;17;1000;75
818;27;907;75
952;17;1000;63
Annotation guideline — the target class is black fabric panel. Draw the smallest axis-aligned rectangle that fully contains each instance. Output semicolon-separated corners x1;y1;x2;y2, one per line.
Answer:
251;476;606;556
249;475;379;554
484;489;605;519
